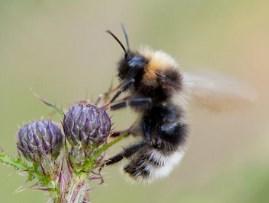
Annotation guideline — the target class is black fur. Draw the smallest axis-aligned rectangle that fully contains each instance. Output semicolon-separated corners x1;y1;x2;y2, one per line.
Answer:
118;52;148;82
141;103;187;154
105;33;187;180
106;103;187;180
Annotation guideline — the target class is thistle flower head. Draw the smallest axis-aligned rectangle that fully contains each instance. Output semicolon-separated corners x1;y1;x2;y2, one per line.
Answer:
17;120;64;162
63;103;111;148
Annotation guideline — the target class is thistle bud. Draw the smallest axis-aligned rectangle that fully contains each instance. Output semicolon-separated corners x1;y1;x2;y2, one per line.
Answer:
17;120;64;162
63;103;111;147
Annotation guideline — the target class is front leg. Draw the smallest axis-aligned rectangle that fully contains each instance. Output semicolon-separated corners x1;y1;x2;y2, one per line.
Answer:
96;79;135;107
108;79;135;104
95;80;117;106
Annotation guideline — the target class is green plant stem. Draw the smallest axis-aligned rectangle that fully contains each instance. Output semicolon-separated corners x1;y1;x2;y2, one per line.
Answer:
95;132;129;157
53;177;88;203
82;132;129;172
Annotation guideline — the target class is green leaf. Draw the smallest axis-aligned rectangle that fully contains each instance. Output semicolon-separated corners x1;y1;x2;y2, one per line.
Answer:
0;152;56;191
0;152;29;171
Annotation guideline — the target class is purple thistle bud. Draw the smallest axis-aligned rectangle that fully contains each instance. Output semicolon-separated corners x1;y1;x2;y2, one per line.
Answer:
63;103;111;147
17;120;64;162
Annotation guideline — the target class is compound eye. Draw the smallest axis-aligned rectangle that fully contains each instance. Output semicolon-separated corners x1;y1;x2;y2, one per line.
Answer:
128;56;146;68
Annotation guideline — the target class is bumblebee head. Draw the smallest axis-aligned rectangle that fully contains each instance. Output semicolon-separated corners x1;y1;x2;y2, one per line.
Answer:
106;27;148;81
117;52;148;81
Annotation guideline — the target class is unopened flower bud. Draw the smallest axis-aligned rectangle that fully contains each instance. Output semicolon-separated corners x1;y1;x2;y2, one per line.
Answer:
63;103;111;147
17;120;64;162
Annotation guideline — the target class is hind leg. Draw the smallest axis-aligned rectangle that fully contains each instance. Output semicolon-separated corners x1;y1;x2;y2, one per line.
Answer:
104;142;145;166
124;157;151;180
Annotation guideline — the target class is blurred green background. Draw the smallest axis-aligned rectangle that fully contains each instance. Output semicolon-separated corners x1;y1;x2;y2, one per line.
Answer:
0;0;268;202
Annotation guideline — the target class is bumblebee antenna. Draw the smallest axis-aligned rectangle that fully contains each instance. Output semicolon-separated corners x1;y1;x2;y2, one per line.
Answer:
106;30;127;55
121;24;130;51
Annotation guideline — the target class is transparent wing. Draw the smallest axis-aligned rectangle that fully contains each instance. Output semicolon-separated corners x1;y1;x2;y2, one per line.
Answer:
181;71;257;111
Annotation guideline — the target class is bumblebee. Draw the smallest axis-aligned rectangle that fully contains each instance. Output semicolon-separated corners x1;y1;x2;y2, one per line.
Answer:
100;26;255;182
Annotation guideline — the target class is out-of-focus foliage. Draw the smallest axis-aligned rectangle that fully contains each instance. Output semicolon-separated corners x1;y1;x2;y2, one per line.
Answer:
0;0;268;202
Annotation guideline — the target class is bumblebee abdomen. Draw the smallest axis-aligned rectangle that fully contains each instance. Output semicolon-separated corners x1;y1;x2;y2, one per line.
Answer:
123;148;185;182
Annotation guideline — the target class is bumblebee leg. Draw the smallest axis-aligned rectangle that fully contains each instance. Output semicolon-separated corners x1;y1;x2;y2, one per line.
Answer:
110;120;140;138
95;81;122;105
129;97;152;108
104;142;145;166
109;100;128;110
110;130;130;138
110;97;152;111
109;79;135;103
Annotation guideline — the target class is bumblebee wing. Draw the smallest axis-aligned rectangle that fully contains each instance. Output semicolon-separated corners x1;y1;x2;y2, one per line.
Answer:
182;71;257;111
